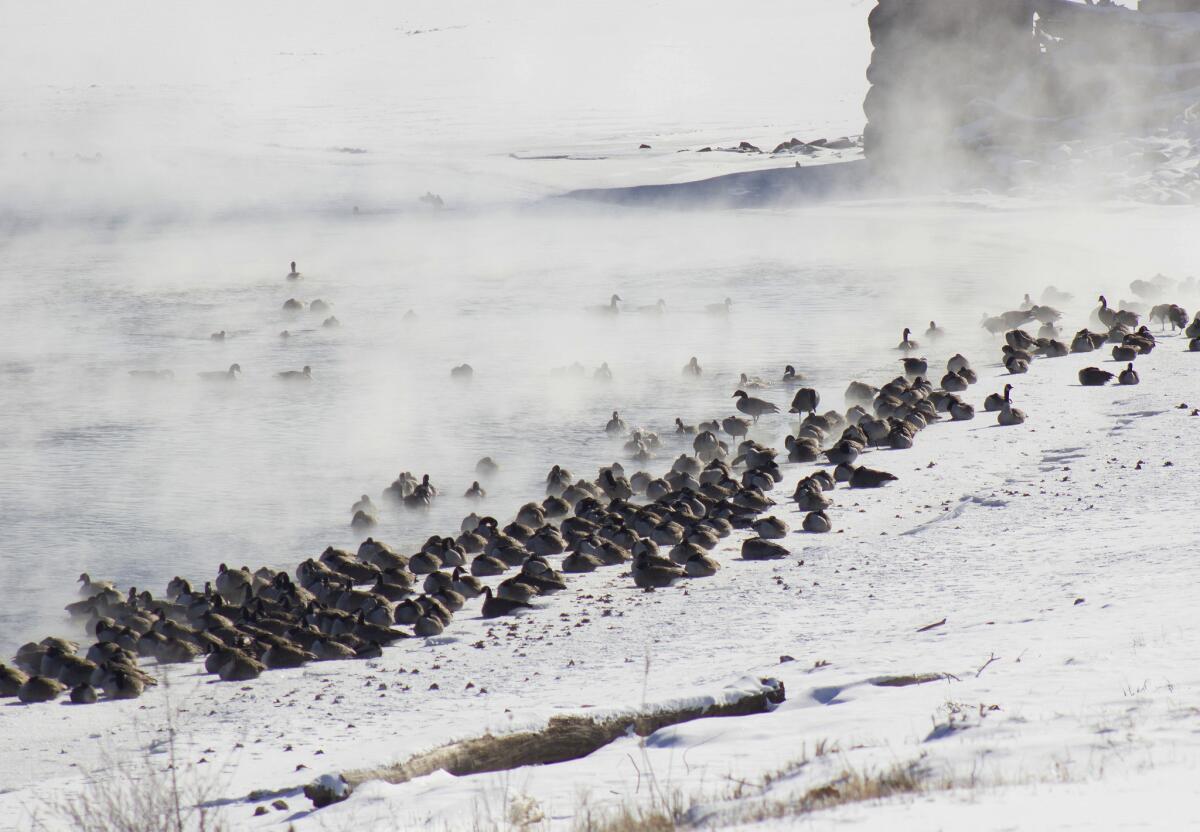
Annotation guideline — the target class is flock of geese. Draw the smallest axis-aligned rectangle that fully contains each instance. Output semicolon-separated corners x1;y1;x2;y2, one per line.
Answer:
6;279;1198;706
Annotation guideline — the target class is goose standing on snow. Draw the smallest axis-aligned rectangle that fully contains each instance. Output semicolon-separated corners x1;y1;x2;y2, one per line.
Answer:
706;297;733;315
732;390;778;423
277;365;312;381
1094;295;1118;329
789;387;820;415
896;328;919;352
199;363;241;381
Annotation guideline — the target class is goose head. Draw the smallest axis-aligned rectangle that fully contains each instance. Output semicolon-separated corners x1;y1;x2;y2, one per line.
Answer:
229;363;242;374
732;390;748;399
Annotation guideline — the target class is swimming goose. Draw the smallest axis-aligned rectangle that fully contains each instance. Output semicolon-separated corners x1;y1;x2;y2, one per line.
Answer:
789;387;820;415
606;411;627;435
741;538;789;560
451;364;474;381
277;365;312;381
1118;363;1140;385
287;261;300;279
997;399;1026;426
925;321;944;340
849;466;897;488
706;297;733;315
594;294;622;315
674;418;697;434
1079;367;1115;386
900;357;928;379
682;356;703;377
210;331;226;341
350;510;376;530
309;299;331;315
474;457;499;477
464;481;486;500
781;365;804;385
323;316;340;328
738;373;769;390
594;363;613;382
635;299;667;315
199;363;241;381
732;390;779;423
896;328;919;352
78;572;116;597
282;298;304;313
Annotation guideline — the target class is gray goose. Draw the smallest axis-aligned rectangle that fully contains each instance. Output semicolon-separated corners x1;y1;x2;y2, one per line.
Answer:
896;328;919;352
741;538;789;560
605;411;627;435
732;391;778;423
199;363;241;381
1118;363;1139;385
984;384;1014;412
789;387;820;415
632;552;686;588
277;365;312;381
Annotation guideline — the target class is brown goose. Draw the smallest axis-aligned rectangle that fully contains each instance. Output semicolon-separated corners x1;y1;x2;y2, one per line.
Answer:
732;391;779;423
1118;363;1140;385
1079;367;1115;386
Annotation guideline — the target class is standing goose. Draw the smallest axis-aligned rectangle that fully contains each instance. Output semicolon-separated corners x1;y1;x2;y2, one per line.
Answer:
721;416;750;441
277;365;312;381
1078;367;1115;386
706;297;733;315
732;390;779;423
896;328;919;352
1118;363;1140;385
199;363;241;381
789;387;820;415
605;411;627;435
1095;295;1118;329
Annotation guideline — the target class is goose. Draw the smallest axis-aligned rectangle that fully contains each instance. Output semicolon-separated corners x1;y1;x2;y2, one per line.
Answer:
1111;344;1139;362
706;297;733;315
983;384;1014;412
732;390;779;423
674;418;697;434
594;363;613;382
793;483;831;512
1191;337;1200;352
1186;314;1200;339
632;552;686;588
925;321;944;340
849;467;897;488
70;683;99;704
741;538;788;560
593;294;622;315
497;576;539;603
350;510;376;529
129;369;174;380
683;552;720;577
752;516;789;539
309;299;331;314
323;316;340;328
896;328;919;352
351;494;375;515
0;663;29;697
1118;363;1140;385
450;568;484;598
280;330;290;338
738;373;769;390
464;481;486;500
287;260;300;279
217;651;264;682
282;298;304;313
900;357;928;379
1019;293;1034;311
824;438;861;466
698;419;720;433
802;510;832;533
941;371;968;392
635;299;667;315
414;615;445;637
1038;322;1061;340
669;541;706;565
474;457;499;477
1095;295;1118;329
1079;367;1115;386
78;572;116;597
1030;304;1062;324
789;387;820;415
312;639;357;661
18;675;66;704
997;400;1026;426
605;411;627;435
210;331;226;341
541;495;570;518
199;363;241;381
562;550;603;572
277;365;312;381
1006;329;1037;351
845;381;877;407
781;365;804;384
451;363;474;381
1004;354;1029;375
949;400;975;421
1041;285;1073;304
682;356;703;377
721;417;751;442
481;586;532;618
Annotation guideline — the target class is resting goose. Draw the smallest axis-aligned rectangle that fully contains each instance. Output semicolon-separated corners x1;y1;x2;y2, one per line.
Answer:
1118;363;1140;385
1111;344;1139;362
1079;367;1115;386
752;516;788;539
741;538;789;560
984;384;1014;412
802;510;832;533
849;467;897;488
997;399;1026;426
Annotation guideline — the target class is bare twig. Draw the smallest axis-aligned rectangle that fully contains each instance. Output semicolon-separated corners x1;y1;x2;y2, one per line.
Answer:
976;653;1001;678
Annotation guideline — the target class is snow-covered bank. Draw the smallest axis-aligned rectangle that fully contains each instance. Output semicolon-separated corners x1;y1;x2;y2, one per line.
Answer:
4;285;1200;830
